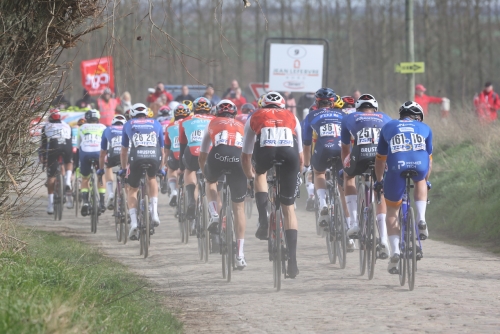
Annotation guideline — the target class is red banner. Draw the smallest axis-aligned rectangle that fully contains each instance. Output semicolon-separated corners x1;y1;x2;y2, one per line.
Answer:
80;57;115;96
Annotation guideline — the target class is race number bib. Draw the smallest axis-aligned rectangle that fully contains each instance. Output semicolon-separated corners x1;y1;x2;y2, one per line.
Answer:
111;136;122;148
190;129;204;143
411;133;426;151
319;123;341;137
172;136;180;149
214;130;229;146
235;132;243;148
83;133;100;145
390;133;409;153
357;127;381;145
132;131;157;147
260;127;293;147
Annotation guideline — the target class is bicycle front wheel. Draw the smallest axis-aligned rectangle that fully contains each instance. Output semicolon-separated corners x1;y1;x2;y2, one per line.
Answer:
275;208;282;291
366;203;377;280
399;208;406;286
335;190;347;269
92;173;99;233
74;175;80;217
407;207;417;291
121;184;128;245
143;195;150;259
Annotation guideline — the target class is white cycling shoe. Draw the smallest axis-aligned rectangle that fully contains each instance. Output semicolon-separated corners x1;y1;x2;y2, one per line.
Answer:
107;196;114;211
235;256;247;269
379;241;389;259
65;196;74;209
347;239;356;252
207;214;219;232
388;254;400;274
129;224;138;240
347;224;360;237
418;220;429;240
151;213;160;227
169;190;178;207
47;203;54;215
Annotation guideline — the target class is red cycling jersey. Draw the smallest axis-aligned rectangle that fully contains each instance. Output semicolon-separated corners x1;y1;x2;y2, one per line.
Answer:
249;108;297;135
208;117;244;148
235;113;250;124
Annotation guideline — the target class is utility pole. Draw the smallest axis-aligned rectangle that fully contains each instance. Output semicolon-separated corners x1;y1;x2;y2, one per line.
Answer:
406;0;415;101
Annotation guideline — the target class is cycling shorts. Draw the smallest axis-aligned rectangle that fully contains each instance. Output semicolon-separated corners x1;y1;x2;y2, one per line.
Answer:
167;150;180;170
182;148;199;172
105;154;121;168
312;146;342;173
127;159;159;188
46;139;72;177
79;151;99;177
384;166;427;207
343;144;376;177
252;135;300;206
204;146;246;203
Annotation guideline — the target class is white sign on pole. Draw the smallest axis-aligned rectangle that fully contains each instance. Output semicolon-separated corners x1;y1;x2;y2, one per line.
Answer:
268;43;324;93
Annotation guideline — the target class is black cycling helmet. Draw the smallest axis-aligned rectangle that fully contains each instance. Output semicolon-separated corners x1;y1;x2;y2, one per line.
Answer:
399;101;424;121
315;88;336;102
240;103;255;114
84;109;100;123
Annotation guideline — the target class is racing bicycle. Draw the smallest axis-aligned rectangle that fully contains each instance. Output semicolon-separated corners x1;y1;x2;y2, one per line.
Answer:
219;170;236;282
135;164;156;259
113;171;128;244
177;173;189;244
88;158;100;233
53;158;65;221
195;170;209;262
73;167;81;217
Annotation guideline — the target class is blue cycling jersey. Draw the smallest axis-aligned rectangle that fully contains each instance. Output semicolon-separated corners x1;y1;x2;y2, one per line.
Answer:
302;107;345;149
121;118;164;149
340;111;392;146
101;125;123;150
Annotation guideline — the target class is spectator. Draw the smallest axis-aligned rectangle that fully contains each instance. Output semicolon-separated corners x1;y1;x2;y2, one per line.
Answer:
297;92;316;121
229;88;247;111
474;82;500;123
202;83;221;105
115;91;132;115
353;90;361;101
75;89;97;109
147;82;173;105
97;87;119;126
223;80;244;99
414;84;446;116
283;92;296;115
175;85;195;102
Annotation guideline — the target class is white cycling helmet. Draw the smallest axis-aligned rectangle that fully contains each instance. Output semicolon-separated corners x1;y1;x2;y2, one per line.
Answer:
168;101;180;111
130;103;148;117
399;101;424;121
112;114;127;125
262;91;286;109
355;93;378;111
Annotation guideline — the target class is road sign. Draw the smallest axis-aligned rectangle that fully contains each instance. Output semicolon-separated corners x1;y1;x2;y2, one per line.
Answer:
394;62;425;74
249;82;269;100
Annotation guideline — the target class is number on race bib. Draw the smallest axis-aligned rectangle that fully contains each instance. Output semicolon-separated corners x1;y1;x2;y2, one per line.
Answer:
173;136;180;149
132;131;157;147
357;127;380;145
319;123;341;137
190;129;204;143
260;127;293;147
111;136;122;148
235;132;243;148
214;130;229;146
390;133;409;153
411;133;426;151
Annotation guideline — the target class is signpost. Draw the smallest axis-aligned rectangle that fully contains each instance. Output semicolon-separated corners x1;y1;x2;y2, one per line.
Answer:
394;62;425;74
248;82;269;100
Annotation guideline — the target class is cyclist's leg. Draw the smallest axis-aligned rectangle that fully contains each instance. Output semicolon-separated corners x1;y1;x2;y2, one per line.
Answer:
383;171;405;271
343;147;367;235
252;144;275;240
413;171;429;239
79;151;92;216
312;147;336;222
183;149;199;219
63;140;73;189
203;152;223;230
146;162;160;225
127;163;141;237
167;152;179;206
228;158;247;265
46;147;58;213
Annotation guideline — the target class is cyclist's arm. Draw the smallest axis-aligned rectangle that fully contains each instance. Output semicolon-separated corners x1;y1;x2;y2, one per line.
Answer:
340;118;351;163
341;143;350;165
99;132;108;170
375;130;389;181
303;144;311;166
425;129;433;181
120;126;129;169
40;126;47;161
157;126;165;170
198;128;211;173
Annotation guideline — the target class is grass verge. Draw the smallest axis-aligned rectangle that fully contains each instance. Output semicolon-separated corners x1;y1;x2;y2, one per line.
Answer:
0;226;182;333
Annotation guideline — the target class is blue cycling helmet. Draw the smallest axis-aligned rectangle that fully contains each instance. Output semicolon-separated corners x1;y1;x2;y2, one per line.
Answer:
315;88;337;103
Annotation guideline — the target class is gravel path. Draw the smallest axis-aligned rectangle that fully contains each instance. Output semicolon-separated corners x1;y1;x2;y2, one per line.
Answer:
24;189;500;333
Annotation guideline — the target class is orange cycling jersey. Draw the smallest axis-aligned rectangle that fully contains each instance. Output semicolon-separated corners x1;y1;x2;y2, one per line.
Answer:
249;108;297;135
208;117;244;148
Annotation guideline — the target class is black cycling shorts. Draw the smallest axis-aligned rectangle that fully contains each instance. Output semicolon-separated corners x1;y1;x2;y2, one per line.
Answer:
344;144;376;177
167;150;180;170
311;147;342;173
204;145;246;203
127;159;159;188
105;154;121;168
182;148;200;172
253;135;300;206
46;139;72;177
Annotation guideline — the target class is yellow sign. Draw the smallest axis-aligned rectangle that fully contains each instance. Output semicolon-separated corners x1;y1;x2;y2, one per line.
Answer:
394;62;425;74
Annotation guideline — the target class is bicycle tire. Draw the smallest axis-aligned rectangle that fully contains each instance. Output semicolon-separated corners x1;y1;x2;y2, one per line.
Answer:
226;188;233;282
275;207;282;291
53;176;59;221
367;202;377;280
121;183;128;245
408;207;417;291
335;189;347;269
245;196;253;219
92;172;99;233
58;173;64;220
184;193;189;244
178;186;185;243
399;207;406;286
203;196;209;263
326;189;336;264
114;184;121;242
196;197;203;261
357;181;366;276
143;195;150;259
220;203;226;279
74;175;79;217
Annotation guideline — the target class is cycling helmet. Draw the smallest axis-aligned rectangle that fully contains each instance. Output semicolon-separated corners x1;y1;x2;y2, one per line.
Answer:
210;105;217;115
174;103;190;119
112;114;127;125
341;96;356;108
315;88;336;102
183;100;193;111
257;94;266;108
77;118;86;126
241;103;255;114
262;92;285;108
334;95;345;108
399;101;424;121
147;108;154;118
216;99;237;117
129;103;148;117
84;109;101;122
168;101;180;111
158;105;171;117
193;97;212;113
48;111;61;122
355;93;378;110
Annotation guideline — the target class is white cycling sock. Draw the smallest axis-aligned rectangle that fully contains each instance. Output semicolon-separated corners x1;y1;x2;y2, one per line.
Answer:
208;201;218;217
306;183;315;198
129;208;138;227
106;181;114;197
346;195;358;226
151;197;158;216
48;194;54;204
377;213;388;245
345;216;351;229
389;234;400;256
237;239;244;257
316;189;327;208
168;178;177;193
415;201;427;223
65;170;72;186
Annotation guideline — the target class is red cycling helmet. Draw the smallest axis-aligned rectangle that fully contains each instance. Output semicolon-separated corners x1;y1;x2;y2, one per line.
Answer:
49;111;61;122
216;100;237;116
341;96;355;108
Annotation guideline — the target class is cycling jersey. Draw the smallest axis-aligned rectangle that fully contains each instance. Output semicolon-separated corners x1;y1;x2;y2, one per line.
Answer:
376;118;433;206
157;116;172;134
200;117;244;153
235;113;250;124
164;120;182;159
42;122;72;146
41;122;72;177
101;124;124;167
179;114;215;156
78;123;106;153
302;107;344;148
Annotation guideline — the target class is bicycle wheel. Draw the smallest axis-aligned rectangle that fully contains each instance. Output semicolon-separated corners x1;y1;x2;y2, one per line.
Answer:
58;173;64;220
53;177;59;221
183;193;189;244
407;207;417;291
225;189;233;282
202;196;209;263
335;190;347;269
220;204;226;279
143;195;150;259
74;175;80;217
178;186;185;243
399;208;406;286
114;184;121;242
245;196;253;219
357;182;367;276
366;203;377;280
196;197;203;261
326;190;336;264
92;173;99;233
275;207;282;291
121;184;128;245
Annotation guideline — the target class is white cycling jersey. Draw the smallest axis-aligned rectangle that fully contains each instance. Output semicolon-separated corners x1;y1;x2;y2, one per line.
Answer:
43;122;71;144
78;123;106;153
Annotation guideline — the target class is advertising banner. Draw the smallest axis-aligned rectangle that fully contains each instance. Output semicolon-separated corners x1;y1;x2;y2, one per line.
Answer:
80;57;115;96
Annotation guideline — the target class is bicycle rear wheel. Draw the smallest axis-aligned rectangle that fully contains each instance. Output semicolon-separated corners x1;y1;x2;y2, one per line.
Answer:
357;183;367;276
326;190;336;264
91;174;99;233
143;195;150;259
114;185;121;242
335;190;347;269
220;203;227;279
183;194;189;244
178;186;185;243
399;208;406;286
275;207;282;291
121;184;128;245
53;177;59;221
225;190;233;282
366;203;377;280
202;196;209;263
407;207;417;291
196;197;203;261
74;175;80;217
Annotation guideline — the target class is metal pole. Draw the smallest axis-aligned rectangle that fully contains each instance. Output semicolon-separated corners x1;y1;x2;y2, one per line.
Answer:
406;0;415;101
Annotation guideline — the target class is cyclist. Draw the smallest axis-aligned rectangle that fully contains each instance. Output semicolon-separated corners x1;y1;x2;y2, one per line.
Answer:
120;103;165;240
78;109;107;216
199;100;248;268
98;114;127;210
341;96;356;110
340;94;392;258
41;109;73;214
235;103;255;124
164;103;191;206
242;91;303;278
183;100;194;112
72;118;86;175
178;97;214;222
375;101;432;274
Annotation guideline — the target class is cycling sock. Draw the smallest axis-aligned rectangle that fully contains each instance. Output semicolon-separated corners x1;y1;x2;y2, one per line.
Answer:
208;201;218;217
316;189;326;208
168;178;177;192
99;193;105;205
151;197;158;216
415;201;427;222
345;216;351;228
48;194;54;204
285;229;298;262
255;192;268;223
306;183;315;198
389;235;400;256
65;170;72;186
129;208;137;227
345;195;358;225
237;239;244;257
106;181;114;196
81;190;89;203
186;184;195;205
377;213;388;245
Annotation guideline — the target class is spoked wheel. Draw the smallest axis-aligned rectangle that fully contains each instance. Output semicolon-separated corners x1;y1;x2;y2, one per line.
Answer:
245;196;253;219
58;174;64;220
143;195;150;259
407;207;417;291
225;195;234;283
114;191;122;242
335;191;347;269
196;198;203;261
357;181;367;276
399;208;406;286
366;202;377;280
92;176;99;233
220;206;227;280
121;187;128;245
326;224;336;264
202;197;209;263
183;194;189;245
178;187;185;243
74;176;80;217
53;178;60;221
275;208;282;291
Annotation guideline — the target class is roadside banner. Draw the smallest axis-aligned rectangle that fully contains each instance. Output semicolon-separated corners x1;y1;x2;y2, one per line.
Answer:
268;44;324;92
80;57;115;96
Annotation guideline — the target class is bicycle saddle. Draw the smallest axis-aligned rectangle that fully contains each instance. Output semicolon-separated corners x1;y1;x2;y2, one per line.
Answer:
400;170;418;178
271;159;285;166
